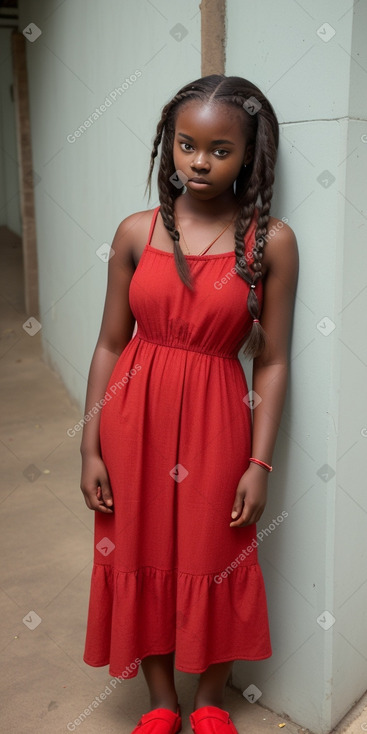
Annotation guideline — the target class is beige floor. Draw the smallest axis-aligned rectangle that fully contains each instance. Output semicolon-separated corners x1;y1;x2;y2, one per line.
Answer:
1;226;365;733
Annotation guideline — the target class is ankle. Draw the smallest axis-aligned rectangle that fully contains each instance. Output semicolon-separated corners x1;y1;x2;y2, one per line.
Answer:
193;696;224;711
150;694;179;713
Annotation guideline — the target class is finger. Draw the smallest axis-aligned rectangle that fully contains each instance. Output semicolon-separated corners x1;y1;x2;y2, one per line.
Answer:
83;494;93;510
81;485;114;514
230;494;244;522
233;506;264;527
100;478;114;508
230;514;248;527
92;492;114;513
230;505;256;527
95;503;114;514
81;485;93;510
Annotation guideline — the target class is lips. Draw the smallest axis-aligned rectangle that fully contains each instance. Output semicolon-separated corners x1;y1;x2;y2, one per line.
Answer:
189;177;211;184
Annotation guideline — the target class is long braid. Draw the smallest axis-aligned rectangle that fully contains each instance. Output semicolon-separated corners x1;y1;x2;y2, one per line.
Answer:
228;94;279;356
145;75;279;358
146;88;204;290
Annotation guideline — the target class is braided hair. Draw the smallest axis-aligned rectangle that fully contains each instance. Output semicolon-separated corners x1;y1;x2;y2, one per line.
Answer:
145;75;279;358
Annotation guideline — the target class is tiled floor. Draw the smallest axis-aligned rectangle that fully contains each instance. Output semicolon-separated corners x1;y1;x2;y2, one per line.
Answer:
0;225;364;733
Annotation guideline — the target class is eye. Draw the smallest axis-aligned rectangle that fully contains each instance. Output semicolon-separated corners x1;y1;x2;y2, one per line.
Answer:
180;142;194;152
214;149;229;158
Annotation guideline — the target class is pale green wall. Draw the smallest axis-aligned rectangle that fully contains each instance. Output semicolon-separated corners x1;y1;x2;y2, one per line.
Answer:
18;0;201;404
226;1;367;732
0;28;22;234
16;0;367;732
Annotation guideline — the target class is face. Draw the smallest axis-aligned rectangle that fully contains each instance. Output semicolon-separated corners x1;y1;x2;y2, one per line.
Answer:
172;100;253;200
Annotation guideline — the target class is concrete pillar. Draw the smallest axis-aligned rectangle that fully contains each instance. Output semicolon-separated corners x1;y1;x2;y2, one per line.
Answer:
200;0;226;75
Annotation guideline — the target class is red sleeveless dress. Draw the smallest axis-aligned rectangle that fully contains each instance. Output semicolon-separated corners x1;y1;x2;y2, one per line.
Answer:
83;206;272;678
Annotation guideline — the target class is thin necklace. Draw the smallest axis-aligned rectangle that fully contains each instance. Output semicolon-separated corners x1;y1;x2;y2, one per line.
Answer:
176;214;236;256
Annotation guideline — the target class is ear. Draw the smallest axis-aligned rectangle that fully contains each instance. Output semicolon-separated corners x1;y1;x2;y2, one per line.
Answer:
243;143;254;166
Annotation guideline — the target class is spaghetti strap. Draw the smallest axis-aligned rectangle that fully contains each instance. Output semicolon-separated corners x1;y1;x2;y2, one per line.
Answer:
146;206;161;247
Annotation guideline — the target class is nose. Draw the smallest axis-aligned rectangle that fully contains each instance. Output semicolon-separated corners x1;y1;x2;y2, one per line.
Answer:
190;152;210;171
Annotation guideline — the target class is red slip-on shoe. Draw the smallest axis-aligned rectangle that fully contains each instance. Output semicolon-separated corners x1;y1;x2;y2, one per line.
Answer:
131;705;182;734
189;706;238;734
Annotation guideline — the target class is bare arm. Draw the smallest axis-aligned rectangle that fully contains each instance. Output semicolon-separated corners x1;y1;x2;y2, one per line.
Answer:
79;226;136;457
230;221;299;527
79;213;146;512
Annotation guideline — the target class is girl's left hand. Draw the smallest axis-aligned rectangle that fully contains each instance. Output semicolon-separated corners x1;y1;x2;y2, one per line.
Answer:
230;464;269;527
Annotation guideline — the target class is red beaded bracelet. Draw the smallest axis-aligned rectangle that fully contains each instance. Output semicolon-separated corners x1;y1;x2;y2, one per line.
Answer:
249;457;273;472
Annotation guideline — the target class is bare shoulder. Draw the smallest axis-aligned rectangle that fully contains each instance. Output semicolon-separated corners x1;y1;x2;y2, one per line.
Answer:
116;208;155;240
111;208;157;264
262;216;299;281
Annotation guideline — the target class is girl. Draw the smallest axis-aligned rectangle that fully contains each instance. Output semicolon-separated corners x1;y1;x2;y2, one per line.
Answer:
80;74;298;734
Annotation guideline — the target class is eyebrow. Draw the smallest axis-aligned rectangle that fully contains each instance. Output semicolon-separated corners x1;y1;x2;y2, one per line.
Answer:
177;132;235;146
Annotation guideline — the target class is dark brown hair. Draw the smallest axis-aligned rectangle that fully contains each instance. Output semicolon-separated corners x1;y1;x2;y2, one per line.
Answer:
146;74;279;358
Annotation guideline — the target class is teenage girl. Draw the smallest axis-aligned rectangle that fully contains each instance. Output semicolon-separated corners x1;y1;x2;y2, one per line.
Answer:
80;74;298;734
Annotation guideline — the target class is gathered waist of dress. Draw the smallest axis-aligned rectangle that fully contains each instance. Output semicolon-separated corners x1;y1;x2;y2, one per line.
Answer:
136;334;240;360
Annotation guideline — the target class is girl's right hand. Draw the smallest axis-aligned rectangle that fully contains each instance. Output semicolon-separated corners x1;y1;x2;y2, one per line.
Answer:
80;454;114;514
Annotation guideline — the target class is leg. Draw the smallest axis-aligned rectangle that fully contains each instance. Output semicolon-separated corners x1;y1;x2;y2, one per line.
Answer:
193;661;234;710
141;653;178;712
